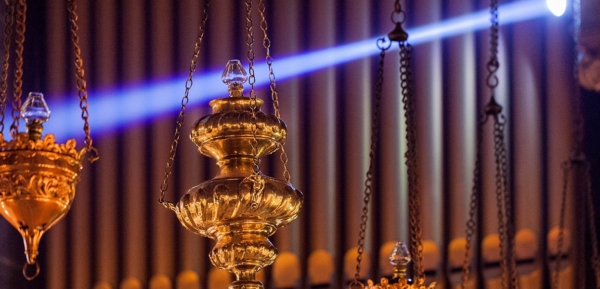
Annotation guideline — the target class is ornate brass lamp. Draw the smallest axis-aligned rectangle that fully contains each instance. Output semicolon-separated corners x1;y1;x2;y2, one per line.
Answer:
170;60;302;289
158;2;302;289
0;0;97;280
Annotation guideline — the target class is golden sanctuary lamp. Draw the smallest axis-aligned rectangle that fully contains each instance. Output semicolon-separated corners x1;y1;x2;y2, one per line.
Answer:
165;60;303;289
0;92;86;279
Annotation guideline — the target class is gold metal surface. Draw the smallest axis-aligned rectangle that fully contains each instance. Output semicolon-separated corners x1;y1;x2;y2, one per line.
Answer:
0;132;84;278
360;242;436;289
365;278;436;289
168;74;303;289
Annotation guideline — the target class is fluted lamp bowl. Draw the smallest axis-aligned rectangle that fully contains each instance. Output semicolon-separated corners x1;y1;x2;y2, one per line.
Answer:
169;60;303;289
0;92;85;280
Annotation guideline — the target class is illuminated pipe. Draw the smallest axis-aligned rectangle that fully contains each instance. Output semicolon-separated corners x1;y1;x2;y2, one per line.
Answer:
44;0;552;141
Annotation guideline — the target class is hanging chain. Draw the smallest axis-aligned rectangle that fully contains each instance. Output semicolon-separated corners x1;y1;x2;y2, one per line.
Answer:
0;0;15;133
243;0;266;209
461;0;518;288
158;0;211;210
461;114;485;289
400;41;424;282
486;0;500;93
350;40;388;287
257;0;291;183
9;0;25;137
552;161;569;289
257;0;278;119
67;0;98;162
486;0;518;288
494;114;514;288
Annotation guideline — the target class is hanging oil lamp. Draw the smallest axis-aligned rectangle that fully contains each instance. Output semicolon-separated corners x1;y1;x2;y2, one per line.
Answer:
169;60;302;289
158;2;302;289
0;0;97;280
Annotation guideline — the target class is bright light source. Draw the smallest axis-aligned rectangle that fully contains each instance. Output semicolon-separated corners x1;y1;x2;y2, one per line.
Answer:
42;0;553;141
547;0;567;16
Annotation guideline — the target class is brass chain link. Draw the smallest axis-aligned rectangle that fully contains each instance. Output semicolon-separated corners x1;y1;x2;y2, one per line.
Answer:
461;0;518;288
67;0;98;162
257;0;291;183
9;0;25;137
492;115;518;289
461;113;485;289
400;41;424;281
0;0;15;133
158;0;211;209
243;0;266;209
351;39;388;286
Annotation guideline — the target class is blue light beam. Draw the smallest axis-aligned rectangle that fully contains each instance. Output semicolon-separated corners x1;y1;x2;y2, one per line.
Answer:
44;0;551;141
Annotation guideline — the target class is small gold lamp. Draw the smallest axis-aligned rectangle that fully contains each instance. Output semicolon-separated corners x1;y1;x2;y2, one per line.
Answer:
364;242;436;289
0;92;86;279
0;0;96;280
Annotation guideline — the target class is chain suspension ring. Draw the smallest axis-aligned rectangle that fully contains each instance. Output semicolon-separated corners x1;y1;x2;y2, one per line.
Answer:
67;0;98;162
10;0;25;137
0;0;15;133
350;39;388;286
158;0;211;209
257;0;291;183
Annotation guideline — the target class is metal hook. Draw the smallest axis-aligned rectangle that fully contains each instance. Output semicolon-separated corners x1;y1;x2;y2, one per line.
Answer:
376;37;392;51
87;146;100;163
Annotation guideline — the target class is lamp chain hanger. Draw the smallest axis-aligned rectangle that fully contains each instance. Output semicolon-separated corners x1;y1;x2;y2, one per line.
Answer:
401;40;425;282
350;38;388;287
0;0;15;133
352;0;428;286
67;0;98;162
257;0;291;183
9;0;25;137
461;0;518;288
158;0;211;209
243;0;266;209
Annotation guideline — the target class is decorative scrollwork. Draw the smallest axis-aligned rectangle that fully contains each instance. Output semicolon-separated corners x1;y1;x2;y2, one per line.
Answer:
0;133;83;160
0;171;75;202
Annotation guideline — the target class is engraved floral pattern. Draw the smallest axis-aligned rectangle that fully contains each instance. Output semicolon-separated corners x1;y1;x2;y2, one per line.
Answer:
0;171;76;203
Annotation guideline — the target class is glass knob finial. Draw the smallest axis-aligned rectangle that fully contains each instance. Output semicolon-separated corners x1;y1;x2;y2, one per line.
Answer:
221;59;248;86
389;241;411;266
21;92;51;125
